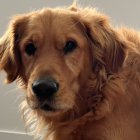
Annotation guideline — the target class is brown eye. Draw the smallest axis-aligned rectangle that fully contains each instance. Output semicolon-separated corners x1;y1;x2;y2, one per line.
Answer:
25;42;36;56
63;40;77;55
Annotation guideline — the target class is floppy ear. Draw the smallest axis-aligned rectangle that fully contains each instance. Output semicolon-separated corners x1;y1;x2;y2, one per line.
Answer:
76;8;128;119
0;15;28;83
78;9;127;84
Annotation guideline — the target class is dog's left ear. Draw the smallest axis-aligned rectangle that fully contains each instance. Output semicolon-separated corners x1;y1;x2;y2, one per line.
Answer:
78;9;127;74
76;9;128;119
0;15;28;83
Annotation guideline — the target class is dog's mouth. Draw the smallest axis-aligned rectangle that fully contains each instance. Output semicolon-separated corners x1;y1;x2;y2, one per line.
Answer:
29;101;56;112
41;103;55;112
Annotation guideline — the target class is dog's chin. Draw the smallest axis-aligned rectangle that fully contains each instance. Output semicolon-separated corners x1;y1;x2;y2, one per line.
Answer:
30;102;67;117
40;104;70;118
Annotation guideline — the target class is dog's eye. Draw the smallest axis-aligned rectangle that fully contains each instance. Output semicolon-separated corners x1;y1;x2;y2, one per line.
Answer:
63;40;77;55
25;42;36;56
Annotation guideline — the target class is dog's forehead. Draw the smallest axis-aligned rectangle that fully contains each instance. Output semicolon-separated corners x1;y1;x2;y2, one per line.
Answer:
27;9;78;33
21;8;84;47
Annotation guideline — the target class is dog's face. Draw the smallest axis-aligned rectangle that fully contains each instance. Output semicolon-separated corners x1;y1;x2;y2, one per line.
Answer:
0;6;126;118
21;9;93;115
0;8;93;116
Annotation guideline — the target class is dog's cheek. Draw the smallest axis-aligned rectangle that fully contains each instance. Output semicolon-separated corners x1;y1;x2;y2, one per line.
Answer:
56;90;76;110
56;75;79;110
65;49;84;77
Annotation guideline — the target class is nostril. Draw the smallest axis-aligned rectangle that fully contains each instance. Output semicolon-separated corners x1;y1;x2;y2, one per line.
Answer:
32;78;59;99
32;81;47;97
47;81;59;94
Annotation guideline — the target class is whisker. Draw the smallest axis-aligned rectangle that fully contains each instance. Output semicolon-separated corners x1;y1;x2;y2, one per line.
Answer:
3;87;21;96
14;94;25;104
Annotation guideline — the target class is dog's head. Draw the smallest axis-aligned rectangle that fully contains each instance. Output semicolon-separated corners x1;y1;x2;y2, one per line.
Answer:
0;6;127;119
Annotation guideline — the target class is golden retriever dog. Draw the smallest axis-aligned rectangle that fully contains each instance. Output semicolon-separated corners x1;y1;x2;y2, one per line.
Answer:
1;4;140;140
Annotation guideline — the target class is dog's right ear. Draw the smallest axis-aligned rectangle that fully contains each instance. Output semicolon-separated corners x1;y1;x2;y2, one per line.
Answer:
0;15;29;83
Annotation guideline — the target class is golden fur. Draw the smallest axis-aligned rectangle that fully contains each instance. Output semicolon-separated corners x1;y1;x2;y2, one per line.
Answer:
1;5;140;140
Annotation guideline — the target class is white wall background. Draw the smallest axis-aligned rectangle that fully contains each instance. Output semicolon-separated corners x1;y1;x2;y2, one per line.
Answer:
0;0;140;139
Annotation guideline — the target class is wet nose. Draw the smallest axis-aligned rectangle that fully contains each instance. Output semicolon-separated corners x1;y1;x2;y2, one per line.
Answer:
32;77;59;99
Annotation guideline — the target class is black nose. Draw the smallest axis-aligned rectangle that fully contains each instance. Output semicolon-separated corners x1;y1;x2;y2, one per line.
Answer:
32;77;59;99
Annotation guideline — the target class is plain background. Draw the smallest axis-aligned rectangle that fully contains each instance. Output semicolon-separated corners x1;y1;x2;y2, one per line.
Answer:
0;0;140;139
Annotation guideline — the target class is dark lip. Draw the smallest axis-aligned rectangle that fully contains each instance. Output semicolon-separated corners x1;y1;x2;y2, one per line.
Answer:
41;104;55;112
